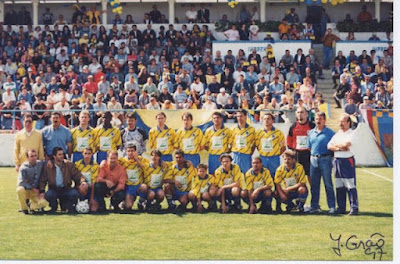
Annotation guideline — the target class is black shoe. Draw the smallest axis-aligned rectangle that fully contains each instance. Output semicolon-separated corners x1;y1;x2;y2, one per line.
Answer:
335;106;342;109
167;204;176;212
348;210;358;216
208;202;218;212
21;210;29;215
318;76;325;79
46;208;57;214
275;204;282;214
176;204;186;213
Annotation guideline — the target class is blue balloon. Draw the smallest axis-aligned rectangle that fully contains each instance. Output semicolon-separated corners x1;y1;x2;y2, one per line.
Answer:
306;0;313;5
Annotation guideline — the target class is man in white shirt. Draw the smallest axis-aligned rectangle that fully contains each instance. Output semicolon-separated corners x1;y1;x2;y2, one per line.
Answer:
88;58;102;75
216;88;229;108
202;96;217;110
146;96;161;110
327;113;358;216
2;87;16;104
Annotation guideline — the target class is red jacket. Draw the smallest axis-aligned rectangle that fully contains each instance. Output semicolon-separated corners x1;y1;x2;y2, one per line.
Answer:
287;121;315;151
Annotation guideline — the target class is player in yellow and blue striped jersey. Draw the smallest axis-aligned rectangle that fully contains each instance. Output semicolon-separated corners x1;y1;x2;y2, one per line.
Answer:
230;110;255;173
201;112;232;175
174;112;203;167
255;113;286;212
274;149;308;213
142;150;172;211
71;110;96;162
93;112;122;163
74;147;99;208
242;157;274;214
188;164;216;213
214;153;246;213
164;150;197;212
148;112;176;162
118;143;149;211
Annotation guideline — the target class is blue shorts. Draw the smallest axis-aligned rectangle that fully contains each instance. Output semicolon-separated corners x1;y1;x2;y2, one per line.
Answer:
232;152;252;173
161;154;173;162
208;154;221;175
149;187;163;194
97;151;108;164
125;185;146;199
172;189;188;200
184;153;200;168
216;189;235;202
73;152;83;163
260;155;280;178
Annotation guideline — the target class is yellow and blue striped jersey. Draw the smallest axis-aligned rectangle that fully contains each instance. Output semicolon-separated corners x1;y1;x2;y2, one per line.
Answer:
165;161;196;192
201;126;232;155
75;159;99;185
230;124;256;154
191;174;216;198
71;126;96;153
274;162;306;188
94;125;122;152
149;126;176;155
244;167;274;191
214;164;246;189
174;126;203;154
255;126;286;156
143;162;172;189
118;156;149;186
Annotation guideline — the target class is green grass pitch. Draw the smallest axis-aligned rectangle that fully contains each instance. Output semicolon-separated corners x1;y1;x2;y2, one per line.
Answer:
0;167;392;260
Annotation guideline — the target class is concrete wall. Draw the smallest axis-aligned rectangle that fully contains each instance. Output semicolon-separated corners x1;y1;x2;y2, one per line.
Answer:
4;2;392;24
0;122;386;167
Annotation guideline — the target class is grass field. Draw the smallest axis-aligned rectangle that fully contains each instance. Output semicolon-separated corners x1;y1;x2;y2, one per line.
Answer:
0;167;393;261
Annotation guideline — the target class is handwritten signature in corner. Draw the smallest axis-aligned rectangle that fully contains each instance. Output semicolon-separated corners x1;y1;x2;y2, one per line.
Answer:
329;233;386;260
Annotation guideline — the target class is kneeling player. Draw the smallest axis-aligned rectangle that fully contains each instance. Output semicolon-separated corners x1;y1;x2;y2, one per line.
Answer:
274;150;308;212
164;150;196;212
119;143;148;211
242;157;274;214
215;153;246;213
142;150;170;211
188;164;215;213
75;147;99;210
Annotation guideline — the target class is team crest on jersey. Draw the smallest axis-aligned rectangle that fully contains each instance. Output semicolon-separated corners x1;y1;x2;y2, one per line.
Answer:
294;173;297;177
111;132;115;137
222;133;225;136
89;134;92;138
167;133;170;137
245;131;249;135
271;134;275;139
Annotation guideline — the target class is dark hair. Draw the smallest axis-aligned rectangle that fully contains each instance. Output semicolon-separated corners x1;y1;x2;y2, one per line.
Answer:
219;153;233;162
52;146;64;156
126;112;136;119
175;150;185;157
212;111;223;118
236;109;247;116
51;112;61;117
197;164;208;170
150;149;162;157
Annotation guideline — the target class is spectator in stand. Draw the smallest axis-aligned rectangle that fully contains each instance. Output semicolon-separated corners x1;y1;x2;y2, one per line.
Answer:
186;5;198;23
345;32;356;41
286;8;299;24
302;23;315;40
224;25;240;41
368;33;380;41
375;86;390;108
357;5;373;23
322;29;341;70
278;19;290;39
239;5;250;23
150;5;162;23
197;3;210;23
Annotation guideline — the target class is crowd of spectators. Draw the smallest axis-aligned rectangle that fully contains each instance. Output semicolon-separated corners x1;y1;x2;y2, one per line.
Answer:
0;4;394;130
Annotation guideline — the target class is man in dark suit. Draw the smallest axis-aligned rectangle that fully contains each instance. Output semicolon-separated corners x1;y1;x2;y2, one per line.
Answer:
197;3;210;23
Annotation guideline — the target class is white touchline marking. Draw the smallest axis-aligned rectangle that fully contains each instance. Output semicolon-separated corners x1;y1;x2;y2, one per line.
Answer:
361;169;393;183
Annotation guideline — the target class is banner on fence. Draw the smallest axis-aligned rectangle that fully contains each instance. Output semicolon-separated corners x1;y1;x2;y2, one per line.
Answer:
365;109;393;167
212;41;312;63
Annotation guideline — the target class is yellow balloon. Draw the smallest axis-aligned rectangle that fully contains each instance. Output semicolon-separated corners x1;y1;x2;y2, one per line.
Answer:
338;0;344;3
322;0;328;3
331;0;337;5
299;0;305;2
110;1;115;6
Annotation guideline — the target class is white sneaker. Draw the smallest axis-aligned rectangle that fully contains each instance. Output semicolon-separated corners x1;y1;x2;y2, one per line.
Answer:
328;208;336;214
303;205;311;212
